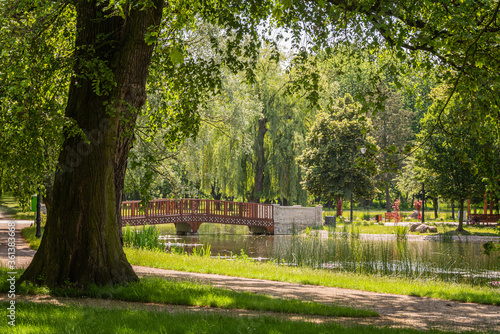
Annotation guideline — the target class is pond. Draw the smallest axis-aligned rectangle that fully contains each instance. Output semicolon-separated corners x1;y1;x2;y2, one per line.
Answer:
141;223;500;286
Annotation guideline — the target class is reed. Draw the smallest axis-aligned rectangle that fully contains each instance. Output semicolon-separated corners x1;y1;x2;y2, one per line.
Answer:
394;225;409;241
272;237;500;286
123;224;164;250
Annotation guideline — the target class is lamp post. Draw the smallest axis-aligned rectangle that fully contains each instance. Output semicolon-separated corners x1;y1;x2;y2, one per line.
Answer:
36;187;41;238
350;138;367;223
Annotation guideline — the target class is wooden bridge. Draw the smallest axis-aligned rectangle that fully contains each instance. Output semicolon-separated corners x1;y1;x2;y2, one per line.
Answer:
121;198;274;234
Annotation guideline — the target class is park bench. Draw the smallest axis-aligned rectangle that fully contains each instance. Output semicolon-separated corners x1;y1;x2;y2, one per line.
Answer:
468;214;500;226
384;212;400;224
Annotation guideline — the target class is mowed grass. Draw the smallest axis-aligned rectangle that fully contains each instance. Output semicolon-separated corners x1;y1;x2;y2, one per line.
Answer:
0;193;35;220
125;248;500;306
0;302;468;334
0;268;377;318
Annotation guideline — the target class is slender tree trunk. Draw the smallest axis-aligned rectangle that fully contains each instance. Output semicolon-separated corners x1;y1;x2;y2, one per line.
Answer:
21;0;164;287
433;197;438;219
451;200;455;220
251;117;267;203
385;184;391;212
456;199;465;232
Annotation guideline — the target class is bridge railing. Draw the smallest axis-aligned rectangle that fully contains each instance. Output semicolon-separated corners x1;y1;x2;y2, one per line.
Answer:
121;198;273;222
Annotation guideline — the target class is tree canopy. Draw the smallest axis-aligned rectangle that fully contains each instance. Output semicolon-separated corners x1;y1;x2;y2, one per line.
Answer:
298;94;378;204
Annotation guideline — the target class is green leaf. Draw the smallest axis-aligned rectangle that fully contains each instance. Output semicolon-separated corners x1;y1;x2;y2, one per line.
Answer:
169;47;184;64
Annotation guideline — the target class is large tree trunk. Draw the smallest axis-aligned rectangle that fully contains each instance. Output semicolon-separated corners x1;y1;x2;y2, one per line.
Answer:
21;0;163;287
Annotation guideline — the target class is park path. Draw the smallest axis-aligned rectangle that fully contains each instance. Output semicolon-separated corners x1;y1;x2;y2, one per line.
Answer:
1;220;500;332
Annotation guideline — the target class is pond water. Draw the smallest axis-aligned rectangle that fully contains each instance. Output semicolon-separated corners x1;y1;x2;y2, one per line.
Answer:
145;224;500;286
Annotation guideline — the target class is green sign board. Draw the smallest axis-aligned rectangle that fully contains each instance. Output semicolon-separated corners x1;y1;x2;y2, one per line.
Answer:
31;195;37;212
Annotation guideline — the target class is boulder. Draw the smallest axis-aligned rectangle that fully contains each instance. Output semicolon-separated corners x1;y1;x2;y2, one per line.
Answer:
415;224;429;233
409;210;419;219
427;226;438;233
409;223;421;232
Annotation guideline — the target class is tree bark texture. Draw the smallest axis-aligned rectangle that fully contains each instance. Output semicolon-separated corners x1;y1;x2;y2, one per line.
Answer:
21;0;163;287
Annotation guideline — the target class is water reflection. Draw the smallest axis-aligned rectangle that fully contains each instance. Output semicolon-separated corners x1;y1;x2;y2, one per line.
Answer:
148;223;500;285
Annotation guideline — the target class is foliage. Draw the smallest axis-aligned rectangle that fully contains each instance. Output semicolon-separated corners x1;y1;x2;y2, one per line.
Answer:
415;88;499;229
298;94;378;203
123;224;164;251
0;1;74;206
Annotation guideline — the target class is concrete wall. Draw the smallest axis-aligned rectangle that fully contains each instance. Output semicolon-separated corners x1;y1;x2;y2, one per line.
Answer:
272;204;323;235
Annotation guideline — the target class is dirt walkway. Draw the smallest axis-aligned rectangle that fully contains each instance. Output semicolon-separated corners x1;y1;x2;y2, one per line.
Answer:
0;220;36;269
1;221;499;332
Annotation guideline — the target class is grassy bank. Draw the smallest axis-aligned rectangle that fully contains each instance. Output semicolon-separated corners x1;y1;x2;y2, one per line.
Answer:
125;248;500;306
0;268;376;318
0;302;460;334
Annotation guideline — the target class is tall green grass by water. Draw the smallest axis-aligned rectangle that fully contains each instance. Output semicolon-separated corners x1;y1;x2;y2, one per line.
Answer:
273;233;500;286
123;224;164;250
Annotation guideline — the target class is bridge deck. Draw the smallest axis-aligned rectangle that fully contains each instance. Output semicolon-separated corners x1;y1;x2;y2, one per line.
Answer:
121;199;274;233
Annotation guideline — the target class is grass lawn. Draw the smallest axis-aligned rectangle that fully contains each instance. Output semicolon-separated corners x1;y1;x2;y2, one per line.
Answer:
0;193;35;220
0;301;462;334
